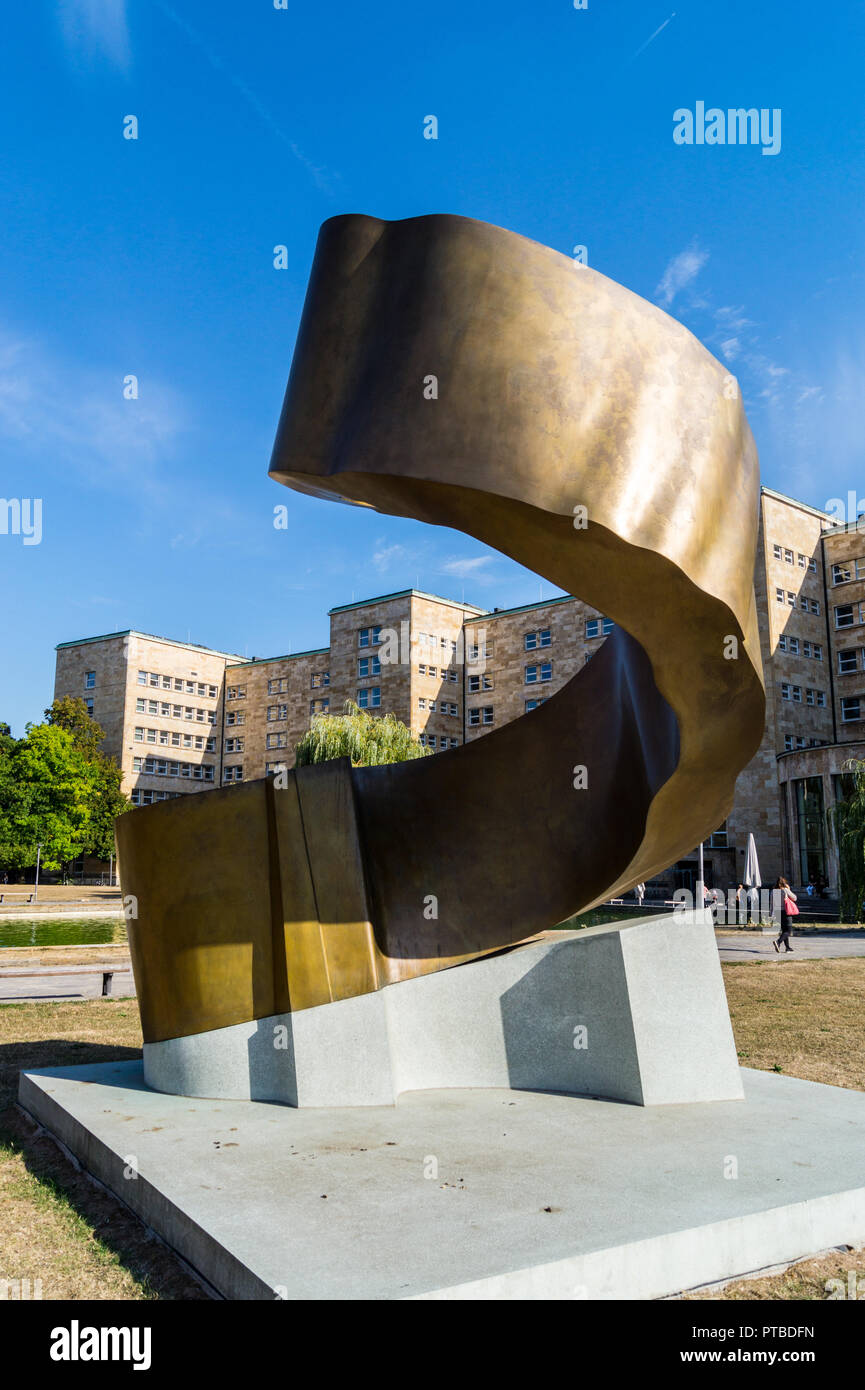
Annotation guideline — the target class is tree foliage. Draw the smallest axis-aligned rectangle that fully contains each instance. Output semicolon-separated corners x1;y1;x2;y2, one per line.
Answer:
0;701;131;874
827;758;865;923
294;702;430;768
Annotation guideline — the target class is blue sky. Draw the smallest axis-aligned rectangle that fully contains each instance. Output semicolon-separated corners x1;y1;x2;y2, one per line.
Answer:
1;0;863;734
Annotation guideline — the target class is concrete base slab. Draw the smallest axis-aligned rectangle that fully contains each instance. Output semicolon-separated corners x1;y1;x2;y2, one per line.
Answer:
143;912;743;1108
18;1062;865;1300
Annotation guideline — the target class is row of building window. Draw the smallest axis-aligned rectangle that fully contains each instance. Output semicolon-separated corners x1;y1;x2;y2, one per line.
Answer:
132;757;215;781
783;735;827;750
776;589;821;614
526;663;552;684
772;543;817;573
134;728;216;751
418;664;459;681
418;734;460;749
130;788;180;806
418;699;459;715
135;698;217;725
468;707;494;726
831;559;865;585
137;670;218;699
836;604;865;628
777;636;823;660
780;684;826;706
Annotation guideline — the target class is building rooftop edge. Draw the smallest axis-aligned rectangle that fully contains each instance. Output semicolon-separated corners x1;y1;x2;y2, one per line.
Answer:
328;588;488;616
464;593;575;622
225;649;330;669
55;630;244;660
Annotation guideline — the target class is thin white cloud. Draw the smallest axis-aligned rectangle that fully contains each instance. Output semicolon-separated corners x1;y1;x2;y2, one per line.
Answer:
719;337;740;361
655;245;709;308
0;324;187;510
438;555;496;579
58;0;131;71
372;541;412;573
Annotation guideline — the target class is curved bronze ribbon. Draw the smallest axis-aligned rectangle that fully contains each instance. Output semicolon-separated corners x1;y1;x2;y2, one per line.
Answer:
118;214;765;1044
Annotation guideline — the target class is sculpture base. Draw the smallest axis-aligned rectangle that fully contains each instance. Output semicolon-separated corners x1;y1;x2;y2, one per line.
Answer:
18;1064;865;1299
141;912;742;1107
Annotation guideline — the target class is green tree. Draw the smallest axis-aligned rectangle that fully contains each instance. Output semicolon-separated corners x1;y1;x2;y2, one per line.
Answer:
827;758;865;923
45;697;132;858
0;724;94;872
295;702;430;768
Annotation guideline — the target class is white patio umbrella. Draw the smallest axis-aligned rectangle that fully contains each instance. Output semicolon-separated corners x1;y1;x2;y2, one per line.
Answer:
744;833;762;923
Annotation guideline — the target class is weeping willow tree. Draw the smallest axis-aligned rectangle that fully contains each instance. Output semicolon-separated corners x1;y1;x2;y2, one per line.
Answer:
827;758;865;923
294;702;430;768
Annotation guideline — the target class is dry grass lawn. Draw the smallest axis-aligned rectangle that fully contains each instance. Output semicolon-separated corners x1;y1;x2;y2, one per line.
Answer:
0;956;863;1301
0;997;207;1300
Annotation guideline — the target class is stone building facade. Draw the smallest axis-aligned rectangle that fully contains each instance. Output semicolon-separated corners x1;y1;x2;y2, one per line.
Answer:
52;486;865;895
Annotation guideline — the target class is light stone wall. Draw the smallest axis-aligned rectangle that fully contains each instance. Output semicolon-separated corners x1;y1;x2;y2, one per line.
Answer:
222;649;330;783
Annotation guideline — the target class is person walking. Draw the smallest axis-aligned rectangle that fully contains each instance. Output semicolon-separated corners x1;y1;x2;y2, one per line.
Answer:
773;876;798;953
634;882;645;908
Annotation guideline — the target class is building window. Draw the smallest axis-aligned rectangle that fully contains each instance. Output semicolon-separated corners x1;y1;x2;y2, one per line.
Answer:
467;643;492;662
784;734;794;751
266;733;287;749
268;678;287;695
773;543;782;559
468;708;480;727
832;562;853;585
311;672;330;688
223;765;243;783
810;599;820;615
835;605;855;628
309;698;330;715
427;735;437;750
784;548;794;563
525;698;547;712
266;762;288;777
524;629;552;650
482;706;494;725
797;553;807;569
84;671;96;689
226;686;246;700
358;627;382;648
841;697;862;722
226;710;245;726
525;662;553;684
137;670;147;685
787;591;795;606
838;649;858;674
586;617;614;638
225;737;245;753
84;698;94;717
428;700;437;712
356;687;381;708
267;704;288;721
793;777;827;884
788;637;799;655
469;674;493;692
358;656;381;678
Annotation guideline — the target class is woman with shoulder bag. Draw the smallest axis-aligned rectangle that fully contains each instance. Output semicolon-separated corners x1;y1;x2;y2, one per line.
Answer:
773;876;798;953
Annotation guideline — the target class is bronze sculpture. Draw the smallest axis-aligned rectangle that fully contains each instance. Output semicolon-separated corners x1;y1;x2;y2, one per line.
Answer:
116;213;765;1048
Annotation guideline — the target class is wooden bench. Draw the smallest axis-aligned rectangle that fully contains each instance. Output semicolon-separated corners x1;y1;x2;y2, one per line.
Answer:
0;963;132;996
0;892;35;905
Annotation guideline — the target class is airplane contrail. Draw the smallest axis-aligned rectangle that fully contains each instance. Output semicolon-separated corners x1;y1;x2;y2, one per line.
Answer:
631;12;677;60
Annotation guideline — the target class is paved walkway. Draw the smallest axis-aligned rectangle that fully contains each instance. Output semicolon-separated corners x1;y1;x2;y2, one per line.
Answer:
0;967;135;1002
716;930;865;961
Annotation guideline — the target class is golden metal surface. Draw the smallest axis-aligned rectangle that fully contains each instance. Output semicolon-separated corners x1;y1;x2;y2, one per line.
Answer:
118;213;765;1044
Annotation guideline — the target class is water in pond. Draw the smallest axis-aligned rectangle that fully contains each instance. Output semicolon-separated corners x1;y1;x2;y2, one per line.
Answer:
0;918;127;950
